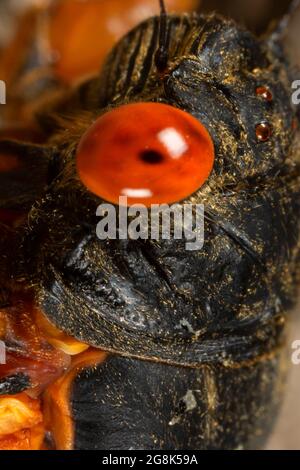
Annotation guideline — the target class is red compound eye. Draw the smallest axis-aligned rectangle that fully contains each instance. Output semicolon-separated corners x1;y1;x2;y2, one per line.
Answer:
76;102;215;206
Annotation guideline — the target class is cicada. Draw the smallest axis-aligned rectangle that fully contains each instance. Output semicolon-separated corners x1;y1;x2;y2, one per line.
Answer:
0;0;300;450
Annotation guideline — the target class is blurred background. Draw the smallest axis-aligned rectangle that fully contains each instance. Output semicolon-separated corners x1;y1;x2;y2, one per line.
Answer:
267;309;300;450
0;0;299;450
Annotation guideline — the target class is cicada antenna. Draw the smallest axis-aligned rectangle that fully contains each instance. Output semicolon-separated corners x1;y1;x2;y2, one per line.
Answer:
155;0;169;72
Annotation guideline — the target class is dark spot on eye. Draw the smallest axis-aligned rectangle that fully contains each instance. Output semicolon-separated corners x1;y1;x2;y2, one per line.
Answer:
256;86;273;102
256;121;272;142
140;150;164;164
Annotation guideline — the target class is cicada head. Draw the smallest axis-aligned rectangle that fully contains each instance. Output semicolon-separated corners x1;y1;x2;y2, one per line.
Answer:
5;4;298;368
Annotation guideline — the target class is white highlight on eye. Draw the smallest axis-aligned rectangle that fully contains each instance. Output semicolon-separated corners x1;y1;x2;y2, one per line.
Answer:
157;127;188;159
121;188;153;198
